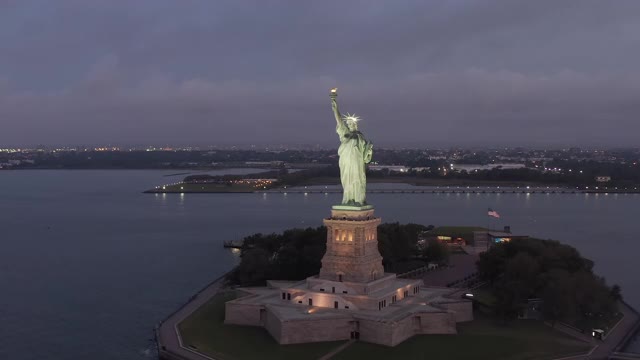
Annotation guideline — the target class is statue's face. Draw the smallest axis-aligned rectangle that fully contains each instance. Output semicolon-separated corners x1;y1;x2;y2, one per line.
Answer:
347;121;358;131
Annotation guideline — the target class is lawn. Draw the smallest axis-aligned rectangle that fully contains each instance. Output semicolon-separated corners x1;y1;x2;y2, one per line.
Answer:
177;291;345;360
333;314;590;360
472;286;498;307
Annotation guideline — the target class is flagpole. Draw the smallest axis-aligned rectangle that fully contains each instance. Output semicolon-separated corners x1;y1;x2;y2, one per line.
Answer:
487;208;490;232
486;207;490;251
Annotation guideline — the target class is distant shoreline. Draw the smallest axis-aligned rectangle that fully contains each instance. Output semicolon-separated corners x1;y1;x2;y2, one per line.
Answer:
144;184;640;195
1;165;266;171
145;173;640;194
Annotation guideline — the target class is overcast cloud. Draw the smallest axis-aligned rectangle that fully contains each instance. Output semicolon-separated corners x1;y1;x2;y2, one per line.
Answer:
1;0;640;147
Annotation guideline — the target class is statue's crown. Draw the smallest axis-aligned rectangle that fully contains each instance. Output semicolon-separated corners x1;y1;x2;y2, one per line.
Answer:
343;113;361;123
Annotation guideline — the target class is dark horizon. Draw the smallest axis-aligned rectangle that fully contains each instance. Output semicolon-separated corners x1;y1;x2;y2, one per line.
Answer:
2;1;640;147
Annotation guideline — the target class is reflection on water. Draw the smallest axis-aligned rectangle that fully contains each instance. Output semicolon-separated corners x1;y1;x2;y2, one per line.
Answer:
0;170;638;357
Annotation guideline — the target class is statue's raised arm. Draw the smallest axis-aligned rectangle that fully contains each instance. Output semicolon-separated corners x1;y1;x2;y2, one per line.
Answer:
330;88;343;126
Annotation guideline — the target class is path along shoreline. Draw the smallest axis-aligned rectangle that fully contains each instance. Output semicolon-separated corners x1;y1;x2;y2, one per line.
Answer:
155;273;228;360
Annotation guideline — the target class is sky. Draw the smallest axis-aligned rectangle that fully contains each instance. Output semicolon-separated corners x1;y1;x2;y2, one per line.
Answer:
1;0;640;147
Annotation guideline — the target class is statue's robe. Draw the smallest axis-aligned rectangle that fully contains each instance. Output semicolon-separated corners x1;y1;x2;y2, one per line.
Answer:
337;122;372;205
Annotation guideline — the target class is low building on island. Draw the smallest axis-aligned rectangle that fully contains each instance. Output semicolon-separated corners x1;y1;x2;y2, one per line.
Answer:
473;227;529;247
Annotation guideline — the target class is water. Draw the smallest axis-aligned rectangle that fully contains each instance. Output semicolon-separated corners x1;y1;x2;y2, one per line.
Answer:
0;170;638;359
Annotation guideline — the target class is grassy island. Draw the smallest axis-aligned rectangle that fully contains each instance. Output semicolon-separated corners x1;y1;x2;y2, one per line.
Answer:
172;224;623;359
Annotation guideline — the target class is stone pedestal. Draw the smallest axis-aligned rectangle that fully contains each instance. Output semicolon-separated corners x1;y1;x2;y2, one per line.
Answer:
319;206;385;283
224;203;473;347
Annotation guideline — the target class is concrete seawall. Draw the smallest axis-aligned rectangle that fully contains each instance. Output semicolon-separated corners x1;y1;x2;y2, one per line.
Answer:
155;273;229;360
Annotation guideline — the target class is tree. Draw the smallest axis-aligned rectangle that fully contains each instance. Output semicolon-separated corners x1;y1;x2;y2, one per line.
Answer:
422;240;449;264
228;223;431;286
476;238;619;328
610;284;623;302
231;248;272;286
494;278;523;323
541;269;574;326
477;244;507;285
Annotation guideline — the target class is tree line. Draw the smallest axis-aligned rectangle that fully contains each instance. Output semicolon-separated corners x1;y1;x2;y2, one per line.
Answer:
226;223;447;286
477;238;621;329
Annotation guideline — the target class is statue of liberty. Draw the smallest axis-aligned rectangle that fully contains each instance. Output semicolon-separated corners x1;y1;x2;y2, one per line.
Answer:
330;88;373;206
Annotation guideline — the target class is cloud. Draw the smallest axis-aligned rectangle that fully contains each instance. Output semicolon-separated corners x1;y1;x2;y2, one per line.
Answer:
1;0;640;146
2;64;639;147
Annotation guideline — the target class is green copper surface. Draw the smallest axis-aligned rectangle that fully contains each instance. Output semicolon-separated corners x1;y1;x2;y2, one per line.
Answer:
330;89;373;206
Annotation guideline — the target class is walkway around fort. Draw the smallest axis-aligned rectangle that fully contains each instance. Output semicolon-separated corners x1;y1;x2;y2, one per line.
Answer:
593;301;640;359
549;301;639;360
156;276;225;360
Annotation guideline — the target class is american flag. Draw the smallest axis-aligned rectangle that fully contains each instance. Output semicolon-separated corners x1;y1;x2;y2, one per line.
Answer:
487;208;500;218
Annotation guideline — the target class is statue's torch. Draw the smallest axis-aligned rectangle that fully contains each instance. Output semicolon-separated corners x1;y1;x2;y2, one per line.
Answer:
330;87;338;100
